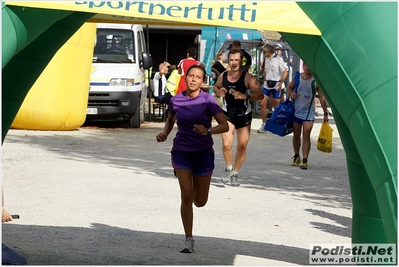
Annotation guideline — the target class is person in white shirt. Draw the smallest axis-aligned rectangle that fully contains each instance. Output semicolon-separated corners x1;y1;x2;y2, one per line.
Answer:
153;61;171;104
258;44;289;133
287;62;329;169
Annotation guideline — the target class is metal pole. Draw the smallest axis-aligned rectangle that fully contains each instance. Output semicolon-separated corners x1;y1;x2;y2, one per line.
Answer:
165;39;168;62
146;25;151;122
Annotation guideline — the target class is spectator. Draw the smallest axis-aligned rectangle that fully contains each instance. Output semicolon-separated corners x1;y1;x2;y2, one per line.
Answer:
153;61;171;104
177;47;199;95
211;51;227;76
166;64;176;79
274;44;284;59
198;62;211;93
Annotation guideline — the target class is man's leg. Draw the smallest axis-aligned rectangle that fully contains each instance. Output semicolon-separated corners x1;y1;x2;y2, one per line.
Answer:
221;121;235;168
291;121;302;166
258;91;269;133
273;89;282;109
259;94;269;124
301;121;314;160
233;124;251;173
273;98;281;109
292;122;302;155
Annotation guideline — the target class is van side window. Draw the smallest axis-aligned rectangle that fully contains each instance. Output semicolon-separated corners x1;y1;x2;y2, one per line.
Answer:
137;31;143;62
140;31;147;52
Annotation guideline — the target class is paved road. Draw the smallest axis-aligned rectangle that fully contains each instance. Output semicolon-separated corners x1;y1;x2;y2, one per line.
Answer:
2;116;351;265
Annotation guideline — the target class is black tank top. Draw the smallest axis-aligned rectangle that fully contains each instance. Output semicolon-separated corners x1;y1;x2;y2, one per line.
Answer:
222;71;248;114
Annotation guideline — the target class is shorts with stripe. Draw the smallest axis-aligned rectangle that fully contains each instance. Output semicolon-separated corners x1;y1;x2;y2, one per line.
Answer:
223;111;252;129
171;147;215;176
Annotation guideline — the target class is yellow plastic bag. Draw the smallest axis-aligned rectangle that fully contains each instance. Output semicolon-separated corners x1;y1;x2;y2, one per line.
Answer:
166;70;181;96
317;122;333;153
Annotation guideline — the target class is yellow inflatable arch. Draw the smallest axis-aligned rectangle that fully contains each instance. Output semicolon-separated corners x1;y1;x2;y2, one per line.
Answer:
11;23;96;130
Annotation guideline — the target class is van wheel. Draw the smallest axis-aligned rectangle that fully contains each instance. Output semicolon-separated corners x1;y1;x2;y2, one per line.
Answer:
129;106;140;128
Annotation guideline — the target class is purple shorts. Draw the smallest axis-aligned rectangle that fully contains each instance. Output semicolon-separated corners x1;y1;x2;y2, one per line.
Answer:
263;88;281;99
171;147;215;176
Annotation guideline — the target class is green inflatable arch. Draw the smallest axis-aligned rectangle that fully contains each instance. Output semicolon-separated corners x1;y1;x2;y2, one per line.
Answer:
281;2;397;244
2;2;397;247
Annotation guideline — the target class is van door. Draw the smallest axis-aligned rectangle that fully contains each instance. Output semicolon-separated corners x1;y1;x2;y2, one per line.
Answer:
136;28;147;112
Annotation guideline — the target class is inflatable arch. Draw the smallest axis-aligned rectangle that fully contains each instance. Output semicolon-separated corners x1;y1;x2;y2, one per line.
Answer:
2;2;397;247
10;23;96;130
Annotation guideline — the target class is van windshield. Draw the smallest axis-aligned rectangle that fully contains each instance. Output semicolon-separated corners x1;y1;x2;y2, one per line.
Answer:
93;29;135;63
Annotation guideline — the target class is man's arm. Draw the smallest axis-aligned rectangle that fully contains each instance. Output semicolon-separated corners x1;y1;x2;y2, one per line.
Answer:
213;72;227;97
245;73;263;101
278;69;288;91
279;58;289;81
286;75;296;99
316;85;329;122
159;62;170;76
152;72;160;95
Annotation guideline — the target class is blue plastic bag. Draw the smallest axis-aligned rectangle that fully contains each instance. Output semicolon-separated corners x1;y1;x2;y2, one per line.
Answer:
264;98;295;136
264;71;300;136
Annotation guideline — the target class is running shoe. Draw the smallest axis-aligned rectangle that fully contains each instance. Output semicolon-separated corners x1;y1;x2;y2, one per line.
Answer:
257;123;266;133
300;159;308;170
292;155;301;166
180;237;195;253
221;168;232;184
230;173;240;187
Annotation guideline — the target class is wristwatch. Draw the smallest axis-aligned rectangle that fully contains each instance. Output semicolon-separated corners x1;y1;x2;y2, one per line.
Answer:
207;128;212;136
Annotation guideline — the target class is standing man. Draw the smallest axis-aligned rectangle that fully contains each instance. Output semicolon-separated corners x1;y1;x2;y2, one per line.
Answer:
229;40;252;73
287;62;329;169
257;44;289;133
213;49;263;186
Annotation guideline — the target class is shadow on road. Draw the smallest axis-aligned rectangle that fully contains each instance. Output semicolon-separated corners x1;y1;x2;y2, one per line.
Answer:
2;123;351;265
3;223;309;265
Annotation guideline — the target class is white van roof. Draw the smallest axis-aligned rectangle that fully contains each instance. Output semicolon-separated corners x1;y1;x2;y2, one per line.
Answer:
96;23;143;31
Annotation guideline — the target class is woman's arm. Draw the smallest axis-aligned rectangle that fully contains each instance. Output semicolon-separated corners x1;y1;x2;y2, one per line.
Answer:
192;111;228;136
156;112;176;142
211;111;229;134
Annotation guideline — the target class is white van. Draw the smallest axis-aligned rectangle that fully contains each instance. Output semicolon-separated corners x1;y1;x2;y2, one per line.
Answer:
87;23;152;127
